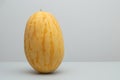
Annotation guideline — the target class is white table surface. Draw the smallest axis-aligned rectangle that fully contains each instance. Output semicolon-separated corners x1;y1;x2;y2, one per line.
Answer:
0;62;120;80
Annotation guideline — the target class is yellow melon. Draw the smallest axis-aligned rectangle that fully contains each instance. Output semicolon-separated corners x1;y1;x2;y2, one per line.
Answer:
24;11;64;73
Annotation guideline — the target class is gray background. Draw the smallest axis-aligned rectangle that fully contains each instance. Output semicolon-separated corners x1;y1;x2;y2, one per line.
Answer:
0;0;120;62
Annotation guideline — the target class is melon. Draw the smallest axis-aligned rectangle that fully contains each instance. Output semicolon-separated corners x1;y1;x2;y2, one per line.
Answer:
24;11;64;73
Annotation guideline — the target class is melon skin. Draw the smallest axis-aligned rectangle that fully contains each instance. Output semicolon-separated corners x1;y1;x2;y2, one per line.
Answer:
24;11;64;73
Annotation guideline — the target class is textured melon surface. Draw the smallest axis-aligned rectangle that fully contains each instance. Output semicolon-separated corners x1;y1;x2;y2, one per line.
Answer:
24;11;64;73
